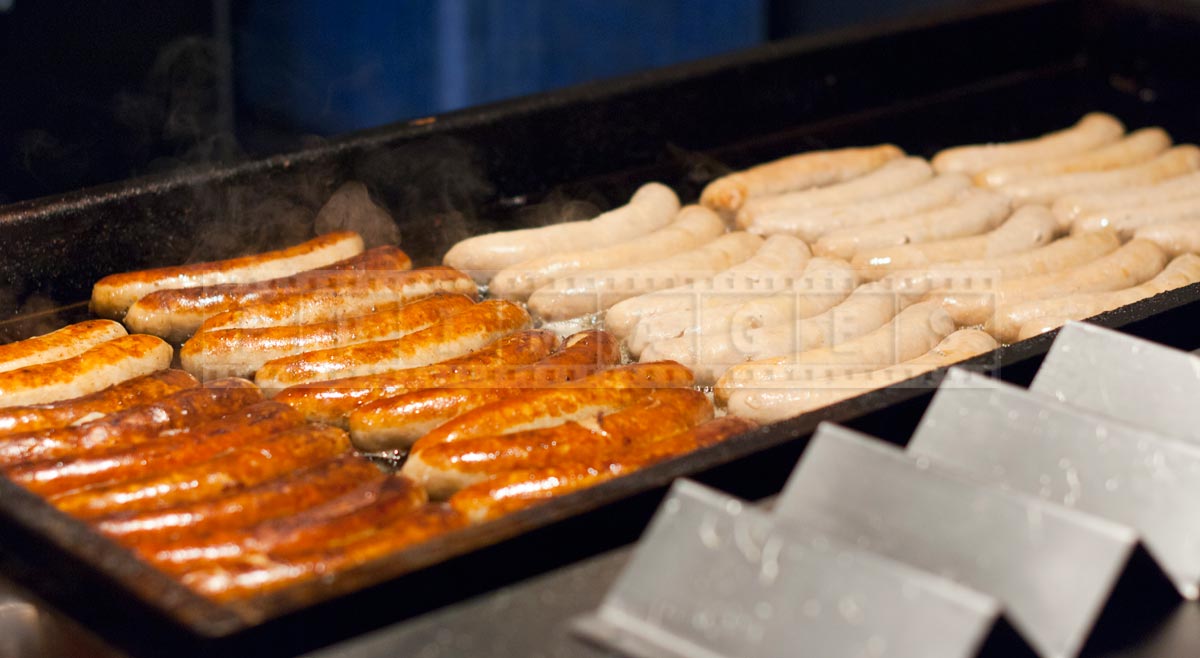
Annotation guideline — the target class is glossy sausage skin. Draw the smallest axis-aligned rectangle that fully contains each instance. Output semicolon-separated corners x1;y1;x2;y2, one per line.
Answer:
0;369;198;438
414;361;696;446
347;330;622;451
0;334;173;409
92;231;365;320
126;246;413;341
0;378;262;466
0;320;127;374
449;416;758;522
6;400;301;496
51;423;352;518
180;293;475;380
96;456;384;544
253;299;530;389
273;330;561;426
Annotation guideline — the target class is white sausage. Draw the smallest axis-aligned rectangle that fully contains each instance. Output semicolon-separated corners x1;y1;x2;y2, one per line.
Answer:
487;205;725;301
604;234;810;339
443;183;680;282
813;189;1010;260
734;157;933;228
527;231;764;321
998;144;1200;206
745;174;971;242
1134;220;1200;257
701;144;904;214
626;258;857;357
931;113;1124;175
1071;196;1200;238
724;329;998;423
994;253;1200;342
0;320;127;374
851;205;1058;281
1051;171;1200;228
975;127;1171;187
714;300;955;404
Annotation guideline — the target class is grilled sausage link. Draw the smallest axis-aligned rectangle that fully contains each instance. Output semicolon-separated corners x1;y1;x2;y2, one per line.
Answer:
0;378;261;466
273;330;561;426
96;456;384;544
125;245;412;341
404;388;714;498
197;266;479;333
91;231;365;320
348;329;622;451
0;320;128;374
412;361;696;446
931;113;1124;175
448;416;758;523
51;422;352;518
181;293;475;380
254;299;531;390
0;369;197;438
6;400;301;496
0;334;173;409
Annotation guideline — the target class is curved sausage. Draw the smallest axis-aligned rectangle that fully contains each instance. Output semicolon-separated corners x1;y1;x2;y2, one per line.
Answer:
180;293;475;380
1071;196;1200;238
734;157;932;229
348;330;622;451
6;400;301;496
197;266;478;333
124;245;412;341
993;253;1200;342
745;173;971;242
813;189;1010;260
91;231;365;320
488;205;725;301
404;388;713;498
527;231;764;321
0;378;262;466
701;144;904;214
0;334;173;409
448;416;758;523
851;205;1058;281
934;238;1168;326
52;423;352;518
444;183;680;281
273;329;560;426
975;127;1171;187
604;234;811;339
625;256;857;358
998;145;1200;206
95;456;384;544
413;361;695;446
0;320;127;374
724;329;998;423
931;113;1124;175
253;299;530;390
714;300;955;404
1134;220;1200;257
1051;171;1200;228
0;369;197;438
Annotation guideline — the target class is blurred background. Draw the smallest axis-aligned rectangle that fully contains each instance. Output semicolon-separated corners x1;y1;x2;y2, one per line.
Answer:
0;0;969;206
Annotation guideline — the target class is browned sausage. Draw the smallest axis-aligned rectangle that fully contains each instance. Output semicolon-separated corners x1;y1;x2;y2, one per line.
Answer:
95;456;384;544
347;330;622;451
0;320;127;374
181;505;466;601
448;416;758;522
50;423;352;518
0;334;174;408
273;330;561;426
0;369;198;438
180;293;476;380
6;400;302;496
125;246;413;341
0;379;262;466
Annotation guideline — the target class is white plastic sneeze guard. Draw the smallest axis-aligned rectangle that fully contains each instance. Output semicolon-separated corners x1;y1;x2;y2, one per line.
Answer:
1030;321;1200;445
773;423;1136;658
573;479;1001;658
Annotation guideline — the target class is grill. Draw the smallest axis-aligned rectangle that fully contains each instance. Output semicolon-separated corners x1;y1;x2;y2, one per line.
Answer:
2;0;1200;656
